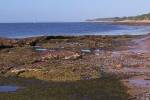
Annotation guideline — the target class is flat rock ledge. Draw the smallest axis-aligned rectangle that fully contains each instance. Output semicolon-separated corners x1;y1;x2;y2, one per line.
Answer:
41;50;81;60
10;68;41;75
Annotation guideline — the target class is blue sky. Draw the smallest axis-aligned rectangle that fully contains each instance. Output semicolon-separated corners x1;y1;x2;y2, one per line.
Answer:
0;0;150;22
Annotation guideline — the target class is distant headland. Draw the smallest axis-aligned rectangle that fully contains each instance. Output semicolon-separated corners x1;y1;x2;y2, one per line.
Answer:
86;13;150;24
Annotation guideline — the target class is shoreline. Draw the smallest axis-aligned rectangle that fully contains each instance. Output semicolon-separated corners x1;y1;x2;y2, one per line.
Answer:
87;20;150;26
4;32;149;39
0;33;148;39
112;21;150;26
0;33;145;49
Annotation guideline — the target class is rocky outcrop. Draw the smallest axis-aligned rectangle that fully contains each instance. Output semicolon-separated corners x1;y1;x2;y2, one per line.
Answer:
41;50;81;60
0;38;18;48
0;36;48;48
10;68;40;75
0;64;14;74
18;36;48;46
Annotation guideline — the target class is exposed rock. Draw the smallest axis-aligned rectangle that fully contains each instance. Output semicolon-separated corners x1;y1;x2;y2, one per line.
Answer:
115;64;123;69
41;50;81;60
0;36;48;48
0;64;14;74
0;38;18;48
10;68;40;75
18;37;46;46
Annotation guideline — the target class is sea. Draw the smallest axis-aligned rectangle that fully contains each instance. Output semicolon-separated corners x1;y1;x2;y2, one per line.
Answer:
0;22;150;38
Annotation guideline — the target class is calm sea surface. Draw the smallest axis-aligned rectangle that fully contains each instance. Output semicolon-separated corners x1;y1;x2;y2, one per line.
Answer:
0;22;150;38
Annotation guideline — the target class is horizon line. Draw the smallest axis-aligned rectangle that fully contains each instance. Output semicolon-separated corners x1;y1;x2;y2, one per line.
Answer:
0;21;88;24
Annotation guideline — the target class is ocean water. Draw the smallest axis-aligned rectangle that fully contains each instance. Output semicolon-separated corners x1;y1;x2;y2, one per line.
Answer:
0;22;150;38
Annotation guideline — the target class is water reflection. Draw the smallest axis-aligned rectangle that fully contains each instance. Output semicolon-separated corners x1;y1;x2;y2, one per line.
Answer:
0;86;20;92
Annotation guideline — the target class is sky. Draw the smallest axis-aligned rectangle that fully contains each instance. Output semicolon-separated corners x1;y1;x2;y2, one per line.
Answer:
0;0;150;22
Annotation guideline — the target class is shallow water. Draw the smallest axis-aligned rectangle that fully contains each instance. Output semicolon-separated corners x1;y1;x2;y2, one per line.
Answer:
34;46;57;52
123;67;149;73
129;79;150;88
35;48;48;51
130;36;150;53
81;49;91;53
0;86;20;92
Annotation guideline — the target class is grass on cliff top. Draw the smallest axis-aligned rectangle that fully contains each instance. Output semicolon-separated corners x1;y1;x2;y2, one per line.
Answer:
0;76;129;100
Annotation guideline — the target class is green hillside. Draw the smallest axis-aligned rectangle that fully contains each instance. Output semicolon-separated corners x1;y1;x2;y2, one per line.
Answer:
87;13;150;22
118;13;150;21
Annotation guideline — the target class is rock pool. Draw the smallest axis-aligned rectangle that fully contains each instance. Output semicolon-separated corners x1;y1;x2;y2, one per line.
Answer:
35;48;48;51
129;79;150;88
0;86;20;92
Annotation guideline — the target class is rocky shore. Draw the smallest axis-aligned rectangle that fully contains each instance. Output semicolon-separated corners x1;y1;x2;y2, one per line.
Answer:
0;34;150;100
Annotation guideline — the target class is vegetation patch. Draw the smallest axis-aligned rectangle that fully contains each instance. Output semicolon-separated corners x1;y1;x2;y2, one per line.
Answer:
0;76;129;100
